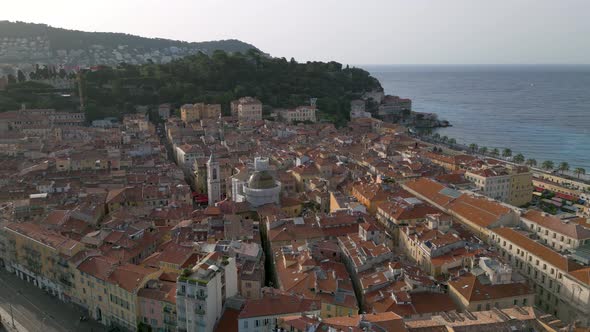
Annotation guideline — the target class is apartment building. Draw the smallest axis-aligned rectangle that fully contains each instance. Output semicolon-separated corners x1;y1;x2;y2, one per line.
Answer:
3;222;84;302
176;252;238;332
238;291;321;332
73;255;161;331
491;227;590;326
399;220;470;276
403;177;519;240
465;165;532;206
277;105;317;123
180;103;222;123
521;210;590;252
232;97;263;122
448;258;534;312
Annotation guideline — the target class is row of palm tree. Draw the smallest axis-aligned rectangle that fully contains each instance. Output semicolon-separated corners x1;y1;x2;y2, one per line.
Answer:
430;133;587;179
467;142;587;178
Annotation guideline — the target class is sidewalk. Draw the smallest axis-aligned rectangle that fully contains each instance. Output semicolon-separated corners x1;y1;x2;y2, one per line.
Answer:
0;305;27;332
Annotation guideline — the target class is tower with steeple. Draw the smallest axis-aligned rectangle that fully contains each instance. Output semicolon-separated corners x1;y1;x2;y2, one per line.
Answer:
206;150;221;206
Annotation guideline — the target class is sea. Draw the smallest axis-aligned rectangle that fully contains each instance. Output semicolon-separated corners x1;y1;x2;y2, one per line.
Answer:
365;65;590;170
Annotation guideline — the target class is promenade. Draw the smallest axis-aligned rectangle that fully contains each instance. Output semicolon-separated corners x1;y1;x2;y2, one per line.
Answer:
0;270;106;332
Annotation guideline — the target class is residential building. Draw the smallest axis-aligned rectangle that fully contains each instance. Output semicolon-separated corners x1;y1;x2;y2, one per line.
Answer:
180;103;221;123
521;210;590;251
277;105;317;123
448;261;534;311
138;277;178;332
465;165;532;206
404;306;567;332
73;255;161;331
399;221;471;276
491;227;590;326
176;252;238;332
233;97;262;122
238;291;321;332
403;177;519;239
3;222;84;301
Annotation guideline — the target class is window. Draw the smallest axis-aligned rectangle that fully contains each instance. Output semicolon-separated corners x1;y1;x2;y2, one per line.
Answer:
243;321;248;328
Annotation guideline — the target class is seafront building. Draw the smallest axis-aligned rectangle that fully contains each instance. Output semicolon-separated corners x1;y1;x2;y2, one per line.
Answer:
465;164;532;206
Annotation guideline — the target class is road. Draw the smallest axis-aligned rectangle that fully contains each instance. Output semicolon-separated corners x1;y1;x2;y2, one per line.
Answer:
0;270;106;332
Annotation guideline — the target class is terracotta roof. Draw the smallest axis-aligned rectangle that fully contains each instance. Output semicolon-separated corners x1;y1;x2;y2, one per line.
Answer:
238;293;320;319
569;267;590;286
214;308;240;332
448;273;533;302
403;177;456;208
523;210;590;240
448;194;513;228
492;227;582;273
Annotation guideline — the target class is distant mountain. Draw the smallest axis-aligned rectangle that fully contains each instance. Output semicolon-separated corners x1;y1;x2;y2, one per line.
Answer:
0;21;259;70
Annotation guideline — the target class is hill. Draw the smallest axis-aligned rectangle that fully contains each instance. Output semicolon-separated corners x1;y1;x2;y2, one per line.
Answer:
0;21;259;68
0;50;382;126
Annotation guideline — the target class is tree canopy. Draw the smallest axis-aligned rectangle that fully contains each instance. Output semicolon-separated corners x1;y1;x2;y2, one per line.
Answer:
79;50;382;123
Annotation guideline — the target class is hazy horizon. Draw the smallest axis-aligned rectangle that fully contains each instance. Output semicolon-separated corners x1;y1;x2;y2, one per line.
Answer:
2;0;590;65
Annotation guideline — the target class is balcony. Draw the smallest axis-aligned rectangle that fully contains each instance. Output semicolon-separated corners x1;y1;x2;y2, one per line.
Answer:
196;293;207;300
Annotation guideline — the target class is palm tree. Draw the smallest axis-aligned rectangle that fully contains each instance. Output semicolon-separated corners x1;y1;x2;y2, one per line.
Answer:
448;138;457;145
441;136;448;143
574;167;586;178
502;148;512;158
513;153;525;164
491;148;499;157
542;160;554;171
479;146;488;155
469;143;478;153
433;133;441;141
525;159;537;167
558;162;570;174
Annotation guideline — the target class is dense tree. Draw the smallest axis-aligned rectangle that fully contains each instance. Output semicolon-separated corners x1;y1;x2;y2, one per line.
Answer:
513;153;525;164
502;148;512;158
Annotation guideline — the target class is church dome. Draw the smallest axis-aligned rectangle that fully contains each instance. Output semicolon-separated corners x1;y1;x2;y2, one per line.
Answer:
247;171;276;189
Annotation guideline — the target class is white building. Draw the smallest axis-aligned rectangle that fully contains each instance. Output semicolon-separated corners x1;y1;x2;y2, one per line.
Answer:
231;157;281;207
176;252;238;332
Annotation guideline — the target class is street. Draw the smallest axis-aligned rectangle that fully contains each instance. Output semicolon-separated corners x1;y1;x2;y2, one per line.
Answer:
0;270;106;332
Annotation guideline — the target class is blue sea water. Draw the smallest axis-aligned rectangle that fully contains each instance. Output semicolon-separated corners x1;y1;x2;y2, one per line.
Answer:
365;65;590;170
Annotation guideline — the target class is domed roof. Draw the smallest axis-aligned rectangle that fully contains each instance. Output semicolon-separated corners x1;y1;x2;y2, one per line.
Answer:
247;170;277;189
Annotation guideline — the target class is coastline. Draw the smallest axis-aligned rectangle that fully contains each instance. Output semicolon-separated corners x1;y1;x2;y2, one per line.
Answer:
367;64;590;171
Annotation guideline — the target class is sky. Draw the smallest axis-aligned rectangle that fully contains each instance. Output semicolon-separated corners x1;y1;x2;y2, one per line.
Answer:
2;0;590;65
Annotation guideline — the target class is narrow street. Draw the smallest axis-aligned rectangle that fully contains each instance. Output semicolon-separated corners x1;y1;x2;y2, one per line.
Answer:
0;270;106;332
